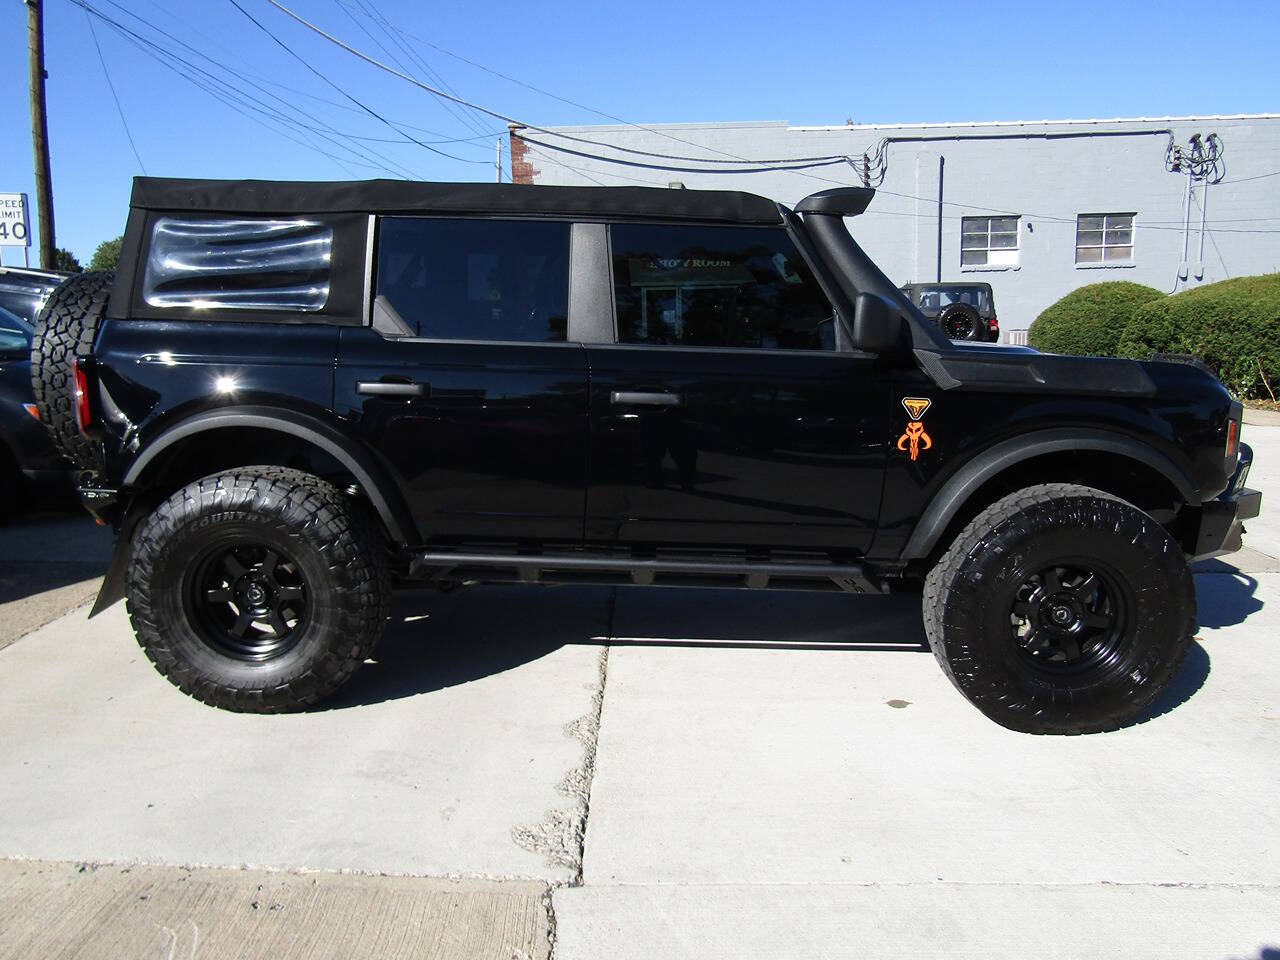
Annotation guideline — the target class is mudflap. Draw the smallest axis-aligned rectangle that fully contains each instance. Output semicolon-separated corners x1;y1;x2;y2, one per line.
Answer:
89;539;131;618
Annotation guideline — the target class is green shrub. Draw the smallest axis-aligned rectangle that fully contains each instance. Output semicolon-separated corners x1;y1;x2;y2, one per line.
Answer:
1117;274;1280;400
1028;282;1165;356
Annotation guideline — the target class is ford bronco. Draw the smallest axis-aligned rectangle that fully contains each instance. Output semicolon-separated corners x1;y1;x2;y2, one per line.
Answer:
31;177;1260;733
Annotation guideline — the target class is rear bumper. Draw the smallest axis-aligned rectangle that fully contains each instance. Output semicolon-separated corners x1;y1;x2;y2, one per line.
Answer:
75;473;122;525
1191;443;1262;560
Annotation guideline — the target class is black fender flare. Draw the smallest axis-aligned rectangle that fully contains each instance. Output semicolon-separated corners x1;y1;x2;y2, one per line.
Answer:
122;405;418;544
898;427;1198;561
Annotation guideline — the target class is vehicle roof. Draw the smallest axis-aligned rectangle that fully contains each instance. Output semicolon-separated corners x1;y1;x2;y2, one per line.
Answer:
129;177;786;225
902;281;994;290
0;266;68;286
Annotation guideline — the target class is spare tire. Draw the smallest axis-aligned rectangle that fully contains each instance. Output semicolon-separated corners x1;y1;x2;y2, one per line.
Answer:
30;271;113;469
938;302;982;341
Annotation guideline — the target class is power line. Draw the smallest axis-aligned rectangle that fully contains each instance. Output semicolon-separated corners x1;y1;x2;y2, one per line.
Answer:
343;4;796;166
349;0;496;140
224;0;489;165
330;0;494;142
117;0;503;144
518;134;852;175
257;0;851;175
83;7;147;174
74;0;425;179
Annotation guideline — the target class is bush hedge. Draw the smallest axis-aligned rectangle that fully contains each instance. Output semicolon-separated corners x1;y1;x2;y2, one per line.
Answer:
1117;274;1280;400
1028;282;1165;356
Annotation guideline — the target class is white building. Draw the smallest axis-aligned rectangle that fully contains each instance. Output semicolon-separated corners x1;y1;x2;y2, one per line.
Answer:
511;114;1280;338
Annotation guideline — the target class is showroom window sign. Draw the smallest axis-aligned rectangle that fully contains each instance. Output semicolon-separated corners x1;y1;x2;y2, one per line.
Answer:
0;194;32;248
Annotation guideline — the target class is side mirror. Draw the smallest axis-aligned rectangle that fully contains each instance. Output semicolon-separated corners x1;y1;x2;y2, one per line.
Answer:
850;292;905;354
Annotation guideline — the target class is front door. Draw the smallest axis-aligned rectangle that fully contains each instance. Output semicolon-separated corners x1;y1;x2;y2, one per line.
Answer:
585;222;889;553
335;216;588;545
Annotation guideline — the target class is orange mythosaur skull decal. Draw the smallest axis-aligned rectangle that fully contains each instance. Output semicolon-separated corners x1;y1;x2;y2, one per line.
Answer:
897;420;932;460
897;397;933;461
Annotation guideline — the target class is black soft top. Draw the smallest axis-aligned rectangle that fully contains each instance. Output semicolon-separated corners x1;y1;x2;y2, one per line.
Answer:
129;177;785;224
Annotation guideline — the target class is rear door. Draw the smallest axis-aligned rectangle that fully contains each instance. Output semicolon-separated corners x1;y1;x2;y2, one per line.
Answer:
584;222;890;553
334;216;589;545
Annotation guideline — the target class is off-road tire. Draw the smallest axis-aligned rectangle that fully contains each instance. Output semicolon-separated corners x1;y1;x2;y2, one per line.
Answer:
937;302;982;341
922;483;1196;735
125;466;391;712
29;271;113;468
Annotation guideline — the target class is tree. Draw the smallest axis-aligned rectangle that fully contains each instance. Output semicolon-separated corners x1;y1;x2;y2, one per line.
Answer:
88;235;123;272
54;247;82;273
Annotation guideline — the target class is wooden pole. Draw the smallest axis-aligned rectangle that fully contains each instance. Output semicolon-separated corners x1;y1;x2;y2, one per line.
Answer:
27;0;56;269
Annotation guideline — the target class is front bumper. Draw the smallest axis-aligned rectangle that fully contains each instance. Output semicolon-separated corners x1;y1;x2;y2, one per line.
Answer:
1191;443;1262;560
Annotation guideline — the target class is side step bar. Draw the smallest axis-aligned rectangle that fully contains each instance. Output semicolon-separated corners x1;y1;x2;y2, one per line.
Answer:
408;551;886;594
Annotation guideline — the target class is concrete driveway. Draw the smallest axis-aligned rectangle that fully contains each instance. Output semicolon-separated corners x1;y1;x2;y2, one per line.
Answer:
1;425;1277;960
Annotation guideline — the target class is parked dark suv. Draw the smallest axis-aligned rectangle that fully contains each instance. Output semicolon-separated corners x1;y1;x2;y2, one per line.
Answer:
900;281;999;342
32;177;1259;734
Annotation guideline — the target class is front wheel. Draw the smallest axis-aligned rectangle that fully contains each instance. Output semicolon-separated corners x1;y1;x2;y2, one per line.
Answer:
922;483;1195;734
125;467;391;712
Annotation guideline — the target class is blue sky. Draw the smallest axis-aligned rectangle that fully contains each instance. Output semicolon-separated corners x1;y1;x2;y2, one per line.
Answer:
3;0;1277;264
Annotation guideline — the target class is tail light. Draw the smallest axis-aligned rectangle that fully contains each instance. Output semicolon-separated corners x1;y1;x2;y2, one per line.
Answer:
989;315;999;330
22;403;39;421
1225;415;1240;471
72;357;94;434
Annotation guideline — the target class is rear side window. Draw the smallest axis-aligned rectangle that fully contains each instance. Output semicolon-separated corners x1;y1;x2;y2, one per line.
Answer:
610;224;834;350
142;217;334;311
376;218;570;342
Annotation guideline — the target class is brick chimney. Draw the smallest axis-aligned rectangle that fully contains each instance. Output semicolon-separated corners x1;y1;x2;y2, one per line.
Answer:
508;125;539;184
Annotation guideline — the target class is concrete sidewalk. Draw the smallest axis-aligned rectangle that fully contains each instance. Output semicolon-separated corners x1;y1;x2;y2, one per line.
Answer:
0;860;548;960
554;426;1280;959
1;429;1275;959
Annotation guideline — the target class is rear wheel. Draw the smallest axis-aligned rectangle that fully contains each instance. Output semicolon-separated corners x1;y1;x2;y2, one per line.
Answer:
922;483;1195;734
125;467;391;712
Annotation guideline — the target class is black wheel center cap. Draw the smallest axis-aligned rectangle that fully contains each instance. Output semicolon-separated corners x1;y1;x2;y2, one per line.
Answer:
1040;592;1084;631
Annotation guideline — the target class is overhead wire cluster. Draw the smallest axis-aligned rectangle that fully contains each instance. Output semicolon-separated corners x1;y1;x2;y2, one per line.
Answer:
73;0;1280;237
1166;133;1225;183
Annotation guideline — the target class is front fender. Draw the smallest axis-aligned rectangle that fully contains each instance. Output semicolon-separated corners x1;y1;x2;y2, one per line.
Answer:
898;427;1198;561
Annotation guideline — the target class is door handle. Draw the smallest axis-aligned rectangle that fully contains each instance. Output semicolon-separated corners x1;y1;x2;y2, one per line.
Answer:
357;380;427;397
611;391;681;407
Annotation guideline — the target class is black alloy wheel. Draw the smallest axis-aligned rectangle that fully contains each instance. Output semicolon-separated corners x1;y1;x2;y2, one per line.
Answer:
185;542;310;661
1008;562;1130;672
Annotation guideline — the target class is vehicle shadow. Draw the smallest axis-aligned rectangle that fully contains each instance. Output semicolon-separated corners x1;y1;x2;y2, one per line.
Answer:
1130;639;1211;727
322;585;927;710
326;581;1218;730
0;500;113;604
1193;565;1265;629
321;584;614;709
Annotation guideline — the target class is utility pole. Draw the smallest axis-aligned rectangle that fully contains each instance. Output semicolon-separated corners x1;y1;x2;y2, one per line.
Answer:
495;138;502;183
27;0;56;269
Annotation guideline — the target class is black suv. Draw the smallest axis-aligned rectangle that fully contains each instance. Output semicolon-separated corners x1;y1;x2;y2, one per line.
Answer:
900;281;999;342
32;177;1260;734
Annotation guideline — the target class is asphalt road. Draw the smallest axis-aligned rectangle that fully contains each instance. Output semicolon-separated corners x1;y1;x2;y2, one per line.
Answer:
1;425;1276;960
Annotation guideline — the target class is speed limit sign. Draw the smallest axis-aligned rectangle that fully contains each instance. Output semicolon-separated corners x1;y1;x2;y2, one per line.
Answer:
0;194;31;248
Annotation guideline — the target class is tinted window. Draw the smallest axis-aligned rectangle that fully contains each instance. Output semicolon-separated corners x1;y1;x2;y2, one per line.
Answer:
611;224;833;350
142;216;334;312
0;306;30;353
0;281;54;325
376;218;569;342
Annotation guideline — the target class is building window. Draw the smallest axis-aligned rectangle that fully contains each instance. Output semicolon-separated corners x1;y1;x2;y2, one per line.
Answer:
961;216;1019;267
1076;213;1134;264
610;223;834;350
